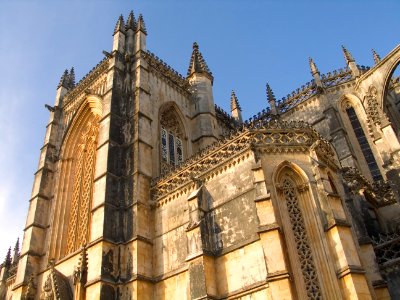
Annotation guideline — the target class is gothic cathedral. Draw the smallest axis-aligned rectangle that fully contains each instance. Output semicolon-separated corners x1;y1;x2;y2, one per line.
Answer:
2;10;400;299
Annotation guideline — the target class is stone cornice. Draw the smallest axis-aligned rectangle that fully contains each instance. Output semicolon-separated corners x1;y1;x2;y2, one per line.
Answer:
151;120;335;201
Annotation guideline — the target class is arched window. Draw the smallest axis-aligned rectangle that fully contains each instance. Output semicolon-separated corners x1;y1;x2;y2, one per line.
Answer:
66;120;99;254
48;96;102;259
345;105;383;181
160;107;185;175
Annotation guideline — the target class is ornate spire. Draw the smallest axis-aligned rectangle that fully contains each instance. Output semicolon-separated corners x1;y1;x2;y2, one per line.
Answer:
372;49;381;64
57;69;69;89
309;57;319;75
114;15;125;35
342;45;355;64
266;83;276;103
230;90;241;111
137;14;147;34
187;42;213;80
126;10;136;31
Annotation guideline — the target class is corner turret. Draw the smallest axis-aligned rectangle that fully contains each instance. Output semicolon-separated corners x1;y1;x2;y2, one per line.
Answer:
187;42;218;150
135;14;147;52
125;11;136;55
113;15;126;53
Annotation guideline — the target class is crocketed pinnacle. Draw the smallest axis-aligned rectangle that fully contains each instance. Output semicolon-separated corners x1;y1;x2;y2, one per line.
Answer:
4;247;11;268
114;15;126;35
68;67;76;88
309;57;319;75
187;42;213;79
13;238;19;253
266;83;276;103
342;45;355;64
137;14;147;34
57;69;69;89
372;49;381;64
126;10;136;31
230;90;241;111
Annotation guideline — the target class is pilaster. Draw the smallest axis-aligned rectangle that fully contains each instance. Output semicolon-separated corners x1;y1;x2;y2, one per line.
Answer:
251;163;295;300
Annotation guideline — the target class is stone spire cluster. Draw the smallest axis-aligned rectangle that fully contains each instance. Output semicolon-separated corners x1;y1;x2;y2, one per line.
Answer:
187;42;213;81
57;67;76;90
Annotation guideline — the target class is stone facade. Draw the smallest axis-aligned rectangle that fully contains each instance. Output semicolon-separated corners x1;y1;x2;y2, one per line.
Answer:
1;10;400;299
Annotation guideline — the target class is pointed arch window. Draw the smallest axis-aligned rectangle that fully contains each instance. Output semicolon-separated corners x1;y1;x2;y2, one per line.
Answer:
48;96;102;260
345;105;382;181
160;107;185;174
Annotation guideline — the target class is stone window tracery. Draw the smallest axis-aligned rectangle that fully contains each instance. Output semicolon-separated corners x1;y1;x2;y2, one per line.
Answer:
160;107;184;175
281;177;322;300
66;121;99;254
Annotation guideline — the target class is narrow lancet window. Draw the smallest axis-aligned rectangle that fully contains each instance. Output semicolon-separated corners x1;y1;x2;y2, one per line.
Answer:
346;106;383;181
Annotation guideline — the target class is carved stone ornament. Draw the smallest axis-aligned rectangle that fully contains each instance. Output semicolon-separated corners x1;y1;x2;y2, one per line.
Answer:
40;261;72;300
22;274;36;300
342;167;396;207
365;86;383;125
160;108;183;138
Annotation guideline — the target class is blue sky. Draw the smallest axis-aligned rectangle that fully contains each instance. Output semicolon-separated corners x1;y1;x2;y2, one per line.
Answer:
0;0;399;257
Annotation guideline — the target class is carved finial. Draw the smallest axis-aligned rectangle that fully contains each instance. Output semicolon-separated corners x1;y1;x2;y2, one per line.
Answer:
187;42;213;81
137;14;147;34
372;49;381;64
114;15;125;35
24;274;37;300
57;69;69;89
74;247;88;285
266;83;276;103
342;45;355;64
309;57;319;75
126;10;136;31
230;90;241;111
